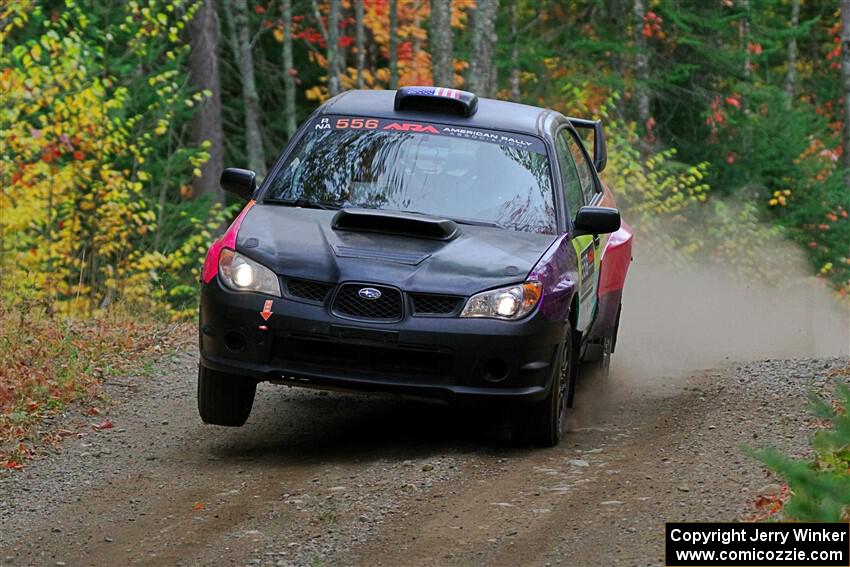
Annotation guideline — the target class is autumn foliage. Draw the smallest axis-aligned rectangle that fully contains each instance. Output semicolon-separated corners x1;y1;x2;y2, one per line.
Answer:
1;0;849;468
0;1;230;320
0;302;184;469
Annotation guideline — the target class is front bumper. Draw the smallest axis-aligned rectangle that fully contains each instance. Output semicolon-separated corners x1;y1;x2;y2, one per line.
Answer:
199;278;566;402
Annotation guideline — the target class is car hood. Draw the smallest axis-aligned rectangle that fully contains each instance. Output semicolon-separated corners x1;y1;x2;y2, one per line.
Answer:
235;205;557;296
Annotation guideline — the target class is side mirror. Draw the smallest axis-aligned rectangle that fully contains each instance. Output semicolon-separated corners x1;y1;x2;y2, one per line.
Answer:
567;117;607;173
574;206;620;236
220;168;257;199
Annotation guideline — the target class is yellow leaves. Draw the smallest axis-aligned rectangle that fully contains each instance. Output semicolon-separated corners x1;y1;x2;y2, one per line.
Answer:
1;1;223;320
305;85;327;102
273;28;285;42
769;190;791;207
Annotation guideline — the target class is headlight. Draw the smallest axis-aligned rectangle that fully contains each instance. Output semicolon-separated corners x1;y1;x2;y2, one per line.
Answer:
218;248;281;296
460;281;542;320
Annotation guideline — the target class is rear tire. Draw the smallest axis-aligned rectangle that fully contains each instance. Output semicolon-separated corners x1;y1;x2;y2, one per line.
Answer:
197;366;256;426
513;326;578;447
582;303;619;379
584;335;612;378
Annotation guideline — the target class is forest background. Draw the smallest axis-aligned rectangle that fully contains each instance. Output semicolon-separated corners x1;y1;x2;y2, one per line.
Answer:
0;0;848;471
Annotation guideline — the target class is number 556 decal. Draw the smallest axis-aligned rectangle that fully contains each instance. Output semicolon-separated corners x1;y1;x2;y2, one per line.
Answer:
335;118;379;129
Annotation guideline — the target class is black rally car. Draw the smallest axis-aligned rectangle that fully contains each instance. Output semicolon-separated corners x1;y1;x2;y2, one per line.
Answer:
198;87;633;446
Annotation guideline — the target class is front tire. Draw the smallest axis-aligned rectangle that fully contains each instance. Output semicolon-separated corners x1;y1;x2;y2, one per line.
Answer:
513;326;578;447
197;366;257;426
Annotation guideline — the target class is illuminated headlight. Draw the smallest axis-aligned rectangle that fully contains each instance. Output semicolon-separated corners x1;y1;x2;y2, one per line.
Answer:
218;248;281;296
460;281;542;320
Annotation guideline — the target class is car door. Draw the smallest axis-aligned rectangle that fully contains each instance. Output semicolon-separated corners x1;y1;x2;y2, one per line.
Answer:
555;127;600;332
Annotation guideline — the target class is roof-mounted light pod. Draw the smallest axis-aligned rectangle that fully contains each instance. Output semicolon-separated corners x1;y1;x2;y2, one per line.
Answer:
394;86;479;117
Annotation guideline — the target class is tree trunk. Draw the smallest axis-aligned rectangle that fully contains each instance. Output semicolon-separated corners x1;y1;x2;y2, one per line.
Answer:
188;0;225;203
430;0;453;87
355;0;365;88
509;0;520;101
842;0;850;186
469;0;499;97
783;0;800;109
633;0;650;129
227;0;267;176
282;0;297;137
740;0;750;78
327;0;341;96
389;0;398;89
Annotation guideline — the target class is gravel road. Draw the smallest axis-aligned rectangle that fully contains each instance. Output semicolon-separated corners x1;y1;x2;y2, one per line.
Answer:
1;254;848;567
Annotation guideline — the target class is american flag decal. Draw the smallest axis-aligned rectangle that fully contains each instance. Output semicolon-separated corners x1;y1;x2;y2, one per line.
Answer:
434;87;462;99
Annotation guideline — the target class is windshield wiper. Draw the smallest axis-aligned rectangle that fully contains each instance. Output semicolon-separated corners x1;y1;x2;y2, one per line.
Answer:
391;209;505;229
264;198;340;210
448;217;505;229
408;211;505;229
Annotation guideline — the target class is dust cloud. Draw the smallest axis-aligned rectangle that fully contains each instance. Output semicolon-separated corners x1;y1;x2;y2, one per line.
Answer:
612;243;850;381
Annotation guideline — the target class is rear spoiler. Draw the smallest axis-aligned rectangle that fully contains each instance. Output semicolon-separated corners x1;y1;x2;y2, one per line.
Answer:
568;117;607;173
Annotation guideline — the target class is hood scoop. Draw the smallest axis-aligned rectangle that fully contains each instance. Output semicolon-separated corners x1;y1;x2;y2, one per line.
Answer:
332;209;460;241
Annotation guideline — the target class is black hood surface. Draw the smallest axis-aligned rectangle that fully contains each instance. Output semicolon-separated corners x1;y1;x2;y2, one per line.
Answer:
236;205;557;296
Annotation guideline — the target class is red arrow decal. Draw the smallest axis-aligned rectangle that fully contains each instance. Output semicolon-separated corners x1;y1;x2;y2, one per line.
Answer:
260;300;273;321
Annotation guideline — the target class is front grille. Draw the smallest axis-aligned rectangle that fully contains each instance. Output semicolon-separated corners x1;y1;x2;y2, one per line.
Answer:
410;294;463;316
286;278;334;303
274;335;453;377
332;283;403;321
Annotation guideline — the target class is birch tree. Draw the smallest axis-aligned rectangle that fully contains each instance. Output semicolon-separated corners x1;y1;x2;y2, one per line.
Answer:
842;0;850;187
327;0;341;96
188;0;224;202
282;0;297;137
430;0;453;88
633;0;650;130
355;0;365;88
468;0;499;96
508;0;519;101
783;0;800;108
389;0;399;89
225;0;267;176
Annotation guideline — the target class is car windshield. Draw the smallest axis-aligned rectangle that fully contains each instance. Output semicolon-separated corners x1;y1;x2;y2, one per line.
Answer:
263;116;556;234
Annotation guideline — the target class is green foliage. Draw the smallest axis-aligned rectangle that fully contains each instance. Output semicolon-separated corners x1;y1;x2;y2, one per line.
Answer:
0;0;231;320
753;381;850;522
600;106;787;280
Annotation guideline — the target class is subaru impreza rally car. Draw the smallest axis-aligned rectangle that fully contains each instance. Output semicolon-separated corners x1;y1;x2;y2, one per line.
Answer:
198;86;632;446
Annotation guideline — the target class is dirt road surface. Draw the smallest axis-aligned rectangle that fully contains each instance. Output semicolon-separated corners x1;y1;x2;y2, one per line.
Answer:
1;253;848;567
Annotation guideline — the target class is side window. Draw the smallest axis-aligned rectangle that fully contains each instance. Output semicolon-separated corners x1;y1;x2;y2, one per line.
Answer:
565;132;596;205
555;131;584;218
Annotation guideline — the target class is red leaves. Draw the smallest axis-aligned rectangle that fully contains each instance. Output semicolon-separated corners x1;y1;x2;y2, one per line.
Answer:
724;96;740;109
294;27;323;46
747;42;763;55
642;11;664;40
73;150;85;161
753;485;789;519
91;418;113;431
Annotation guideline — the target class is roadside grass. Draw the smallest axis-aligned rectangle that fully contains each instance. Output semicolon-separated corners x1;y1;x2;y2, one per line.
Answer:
0;302;189;470
749;363;850;522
